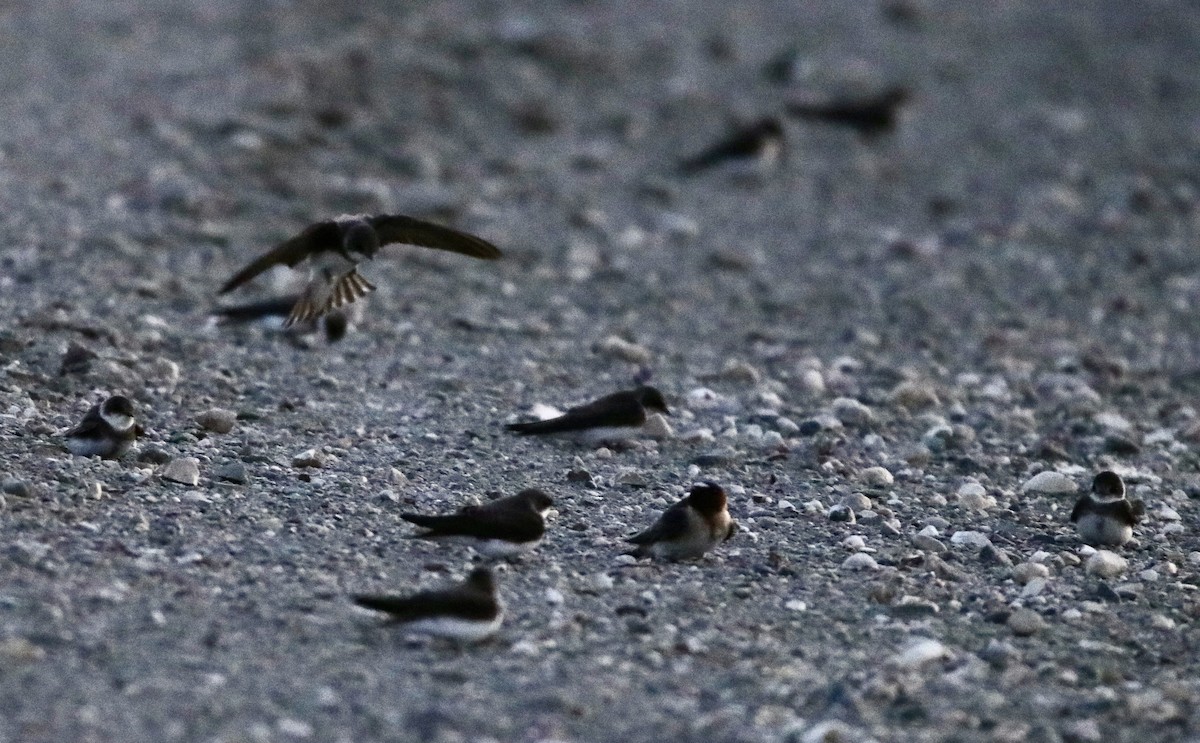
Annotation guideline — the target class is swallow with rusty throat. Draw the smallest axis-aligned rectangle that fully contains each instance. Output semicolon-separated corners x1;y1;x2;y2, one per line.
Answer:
506;386;670;443
63;395;142;459
626;483;737;561
353;567;502;642
678;117;785;176
401;489;554;558
1070;470;1144;547
218;213;501;327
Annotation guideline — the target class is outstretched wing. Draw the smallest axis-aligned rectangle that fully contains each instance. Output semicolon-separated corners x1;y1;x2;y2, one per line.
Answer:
368;214;501;260
218;221;341;294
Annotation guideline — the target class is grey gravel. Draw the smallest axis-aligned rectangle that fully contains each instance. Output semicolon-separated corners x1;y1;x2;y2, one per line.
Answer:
1;3;1199;742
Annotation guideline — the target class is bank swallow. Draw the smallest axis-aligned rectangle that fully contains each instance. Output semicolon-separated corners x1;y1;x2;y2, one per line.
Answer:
506;386;670;443
63;395;141;459
786;86;909;137
1070;470;1144;547
679;118;785;176
626;482;737;561
212;295;358;344
401;489;554;558
353;567;502;642
218;213;501;326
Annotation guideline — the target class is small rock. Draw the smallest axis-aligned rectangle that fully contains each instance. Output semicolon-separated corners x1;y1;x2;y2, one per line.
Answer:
595;335;651;364
950;530;992;548
292;449;326;468
196;408;237;434
1012;562;1050;585
566;468;594;485
1008;608;1046;636
642;413;674;439
957;481;997;510
1085;550;1128;578
831;397;874;426
893;638;949;668
1021;471;1078;494
1064;719;1103;743
887;380;940;410
544;588;565;605
785;599;807;612
827;504;855;523
59;341;96;375
719;358;762;384
841;493;872;511
979;545;1014;567
1;478;31;498
138;447;172;465
159;458;200;486
858;466;893;487
841;553;879;571
214;462;248;484
913;534;946;553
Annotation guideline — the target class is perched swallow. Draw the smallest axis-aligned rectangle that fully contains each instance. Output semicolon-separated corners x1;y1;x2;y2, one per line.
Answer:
218;213;501;326
506;386;670;443
1070;470;1144;547
626;482;737;561
63;395;141;459
212;295;358;344
678;118;785;176
353;567;502;642
786;86;909;137
401;489;554;558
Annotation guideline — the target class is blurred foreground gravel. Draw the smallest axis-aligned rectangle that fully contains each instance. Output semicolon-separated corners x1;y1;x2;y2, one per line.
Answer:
2;1;1200;741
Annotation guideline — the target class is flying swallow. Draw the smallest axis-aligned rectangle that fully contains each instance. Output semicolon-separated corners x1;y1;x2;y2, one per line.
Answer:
63;395;142;459
218;213;501;326
678;118;785;176
211;295;358;344
506;386;670;443
400;489;554;558
1070;470;1144;547
353;567;502;642
786;86;909;137
626;482;737;561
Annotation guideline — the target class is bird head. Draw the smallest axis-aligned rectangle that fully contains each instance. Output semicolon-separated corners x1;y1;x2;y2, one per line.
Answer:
343;221;381;259
687;482;728;514
637;386;670;416
517;488;555;514
1091;470;1125;499
100;396;137;432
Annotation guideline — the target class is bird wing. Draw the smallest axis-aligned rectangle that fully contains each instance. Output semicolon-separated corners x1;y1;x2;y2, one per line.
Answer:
218;221;341;294
1069;497;1088;523
353;584;496;622
368;214;501;260
506;391;643;434
64;405;104;437
627;502;690;545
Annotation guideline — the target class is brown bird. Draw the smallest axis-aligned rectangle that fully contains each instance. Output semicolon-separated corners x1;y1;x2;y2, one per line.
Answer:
352;567;502;642
626;483;737;561
786;86;910;137
506;386;670;443
400;489;554;558
218;213;501;326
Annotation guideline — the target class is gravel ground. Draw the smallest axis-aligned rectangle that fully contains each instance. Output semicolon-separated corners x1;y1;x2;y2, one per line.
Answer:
2;1;1200;741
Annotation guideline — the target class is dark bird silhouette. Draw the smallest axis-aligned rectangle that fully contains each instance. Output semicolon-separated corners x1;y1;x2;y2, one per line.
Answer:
401;489;554;557
506;386;670;442
627;483;737;560
786;87;909;137
678;118;785;176
353;567;502;642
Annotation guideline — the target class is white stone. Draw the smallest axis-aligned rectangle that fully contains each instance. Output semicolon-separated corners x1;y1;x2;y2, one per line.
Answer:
841;553;879;571
1085;550;1128;578
595;335;651;364
894;638;949;668
159;458;200;486
949;530;992;548
831;397;874;426
1021;471;1078;494
859;466;894;486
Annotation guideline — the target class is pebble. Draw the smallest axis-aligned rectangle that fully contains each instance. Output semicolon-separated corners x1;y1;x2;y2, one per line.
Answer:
827;505;855;523
957;482;997;510
858;466;893;487
979;545;1014;566
841;553;878;571
921;424;955;452
949;530;993;548
719;358;762;384
196;408;237;434
1065;719;1103;743
887;381;940;410
831;397;874;426
842;535;868;551
913;534;946;553
159;458;200;486
1007;608;1046;636
795;368;826;395
1021;471;1078;494
642;413;674;439
595;335;652;364
214;462;248;484
138;447;172;465
544;588;565;606
1012;562;1050;584
292;449;326;468
893;638;949;668
784;599;807;612
840;493;872;511
1;478;31;498
1085;550;1128;578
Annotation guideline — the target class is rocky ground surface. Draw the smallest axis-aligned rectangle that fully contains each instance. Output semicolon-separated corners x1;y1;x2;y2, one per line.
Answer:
2;1;1200;741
